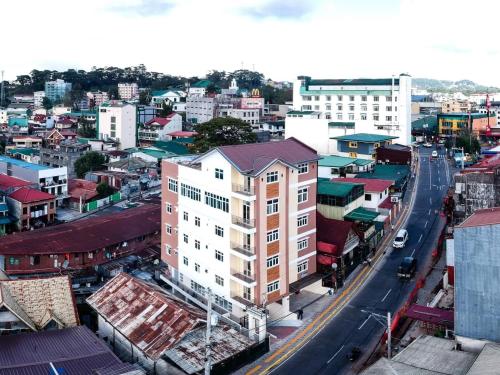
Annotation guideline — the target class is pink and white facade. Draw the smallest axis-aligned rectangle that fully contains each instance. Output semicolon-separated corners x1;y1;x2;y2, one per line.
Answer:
161;138;319;320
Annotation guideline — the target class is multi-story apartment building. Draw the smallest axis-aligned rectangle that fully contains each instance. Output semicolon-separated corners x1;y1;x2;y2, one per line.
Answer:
218;108;260;125
441;99;471;114
437;112;496;138
40;141;91;178
44;79;72;103
97;102;137;150
161;138;319;321
285;74;412;154
34;91;45;108
118;83;139;100
186;96;217;124
0;156;68;206
87;91;109;108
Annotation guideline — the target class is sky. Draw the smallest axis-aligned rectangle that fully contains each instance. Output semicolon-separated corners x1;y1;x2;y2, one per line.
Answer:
3;0;500;85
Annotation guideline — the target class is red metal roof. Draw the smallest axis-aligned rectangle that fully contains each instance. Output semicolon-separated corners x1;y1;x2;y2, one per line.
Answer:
317;213;358;256
470;154;500;169
145;116;172;126
168;130;197;137
87;272;205;361
332;177;393;192
8;187;55;203
0;203;160;255
60;129;77;136
458;207;500;228
405;304;454;328
68;179;99;201
211;137;319;176
378;196;394;210
57;118;74;125
0;174;32;190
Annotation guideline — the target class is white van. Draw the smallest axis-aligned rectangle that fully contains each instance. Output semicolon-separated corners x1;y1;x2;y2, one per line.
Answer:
393;229;409;248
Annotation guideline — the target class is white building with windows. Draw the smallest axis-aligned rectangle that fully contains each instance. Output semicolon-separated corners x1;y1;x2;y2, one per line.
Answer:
34;91;45;108
161;138;319;322
97;102;137;150
118;83;139;100
285;75;412;155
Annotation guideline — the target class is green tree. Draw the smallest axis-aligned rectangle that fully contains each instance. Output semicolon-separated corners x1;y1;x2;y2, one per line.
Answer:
455;133;481;154
74;151;106;178
96;182;115;198
192;117;257;153
42;97;53;110
159;101;173;117
77;118;96;138
139;90;151;105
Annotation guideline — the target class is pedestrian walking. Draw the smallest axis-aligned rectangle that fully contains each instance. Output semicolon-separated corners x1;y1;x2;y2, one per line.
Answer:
297;309;304;320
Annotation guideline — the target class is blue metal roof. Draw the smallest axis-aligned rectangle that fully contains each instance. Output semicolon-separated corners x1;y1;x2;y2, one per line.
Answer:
0;156;51;171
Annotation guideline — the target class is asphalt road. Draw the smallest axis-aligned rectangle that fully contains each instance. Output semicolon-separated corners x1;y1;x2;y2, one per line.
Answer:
271;147;453;375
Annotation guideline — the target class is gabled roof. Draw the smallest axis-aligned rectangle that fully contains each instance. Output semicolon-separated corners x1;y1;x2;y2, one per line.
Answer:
68;179;98;201
344;207;379;222
317;213;358;256
198;138;319;176
0;275;78;330
458;207;500;228
332;177;393;192
0;173;32;190
318;155;358;168
105;157;156;171
9;187;55;203
317;179;363;197
87;273;206;360
332;133;398;143
144;116;174;127
168;130;197;137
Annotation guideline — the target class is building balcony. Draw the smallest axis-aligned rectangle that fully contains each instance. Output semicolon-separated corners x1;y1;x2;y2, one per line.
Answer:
232;184;255;196
230;293;256;307
230;269;257;286
230;242;256;259
231;215;255;229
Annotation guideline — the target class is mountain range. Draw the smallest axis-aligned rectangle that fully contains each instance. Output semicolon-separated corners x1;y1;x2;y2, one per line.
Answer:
413;78;499;94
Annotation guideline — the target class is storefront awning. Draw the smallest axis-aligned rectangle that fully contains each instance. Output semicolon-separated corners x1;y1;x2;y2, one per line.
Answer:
317;241;337;254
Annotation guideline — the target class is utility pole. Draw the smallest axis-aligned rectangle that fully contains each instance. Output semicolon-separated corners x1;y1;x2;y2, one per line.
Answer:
387;311;392;360
205;288;212;375
461;147;464;170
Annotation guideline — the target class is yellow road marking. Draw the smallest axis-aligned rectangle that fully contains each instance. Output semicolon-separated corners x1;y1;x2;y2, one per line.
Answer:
246;365;262;375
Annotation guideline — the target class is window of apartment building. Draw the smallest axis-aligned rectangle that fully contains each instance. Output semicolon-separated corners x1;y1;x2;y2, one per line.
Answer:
215;275;224;286
361;104;367;112
195;263;200;272
267;280;280;293
385;96;392;102
297;215;308;227
181;183;201;201
337;104;343;111
348;113;355;121
325;113;331;119
215;250;224;262
267;198;279;215
349;95;355;101
183;234;189;243
267;229;279;243
314;105;320;111
373;114;379;121
298;187;309;203
297;260;308;273
205;192;229;212
302;95;311;101
183;211;189;221
361;96;367;102
361;113;367;120
314;95;320;101
373;96;379;102
215;168;224;180
395;116;398;122
166;224;172;235
365;193;372;201
298;163;309;174
183;256;188;266
267;171;278;183
386;116;392;121
298;238;309;251
373;105;379;112
195;216;200;227
337;95;343;101
195;240;200;250
165;244;172;255
326;95;331;101
349;104;355;111
267;255;279;268
110;116;116;123
168;178;178;193
337;113;343;120
302;105;312;111
394;96;398;102
386;106;392;111
166;203;172;214
349;141;358;148
215;225;224;237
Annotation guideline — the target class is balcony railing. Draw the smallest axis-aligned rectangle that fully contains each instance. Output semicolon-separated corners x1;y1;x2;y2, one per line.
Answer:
231;269;256;284
232;184;255;196
231;215;255;229
230;293;256;307
230;242;256;257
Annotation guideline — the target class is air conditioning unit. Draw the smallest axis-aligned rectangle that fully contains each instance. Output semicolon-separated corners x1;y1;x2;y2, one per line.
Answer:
391;196;399;203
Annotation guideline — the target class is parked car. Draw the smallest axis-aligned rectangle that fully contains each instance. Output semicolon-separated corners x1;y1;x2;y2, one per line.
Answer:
431;150;438;159
398;256;417;278
393;229;409;248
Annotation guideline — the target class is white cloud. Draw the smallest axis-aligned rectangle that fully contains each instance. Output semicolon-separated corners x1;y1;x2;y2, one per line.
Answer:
2;0;500;86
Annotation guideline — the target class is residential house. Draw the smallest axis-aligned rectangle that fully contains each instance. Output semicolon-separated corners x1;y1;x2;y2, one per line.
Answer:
356;164;410;194
259;120;285;137
7;187;56;231
98;102;137;150
6;148;40;164
54;116;76;130
87;272;256;374
161;138;320;321
11;136;43;149
0;203;160;276
105;157;156;174
0;275;78;333
331;133;398;159
188;80;212;97
151;90;186;111
138;114;182;143
0;326;143;374
318;155;374;179
317;178;364;220
167;130;197;141
46;129;78;146
68;179;99;211
332;178;392;211
0;195;10;236
376;144;412;165
40;141;91;178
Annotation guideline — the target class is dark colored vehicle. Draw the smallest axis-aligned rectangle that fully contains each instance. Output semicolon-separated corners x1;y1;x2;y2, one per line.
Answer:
347;347;361;361
398;256;417;279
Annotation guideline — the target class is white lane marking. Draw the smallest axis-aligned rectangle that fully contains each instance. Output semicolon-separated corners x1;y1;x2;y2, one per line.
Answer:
418;234;423;243
381;289;392;302
428;209;431;215
358;316;371;330
411;248;416;257
424;220;428;228
429;156;432;190
429;197;432;204
327;345;345;364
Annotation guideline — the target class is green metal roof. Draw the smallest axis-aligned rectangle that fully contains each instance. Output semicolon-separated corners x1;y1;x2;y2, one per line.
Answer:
153;141;190;155
344;207;379;222
287;110;315;115
309;78;399;86
331;133;398;142
171;137;194;144
328;122;355;128
354;159;374;166
356;164;410;187
319;155;358;168
411;116;437;131
127;147;176;160
437;113;495;120
317;180;363;197
191;80;212;88
8;148;37;156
